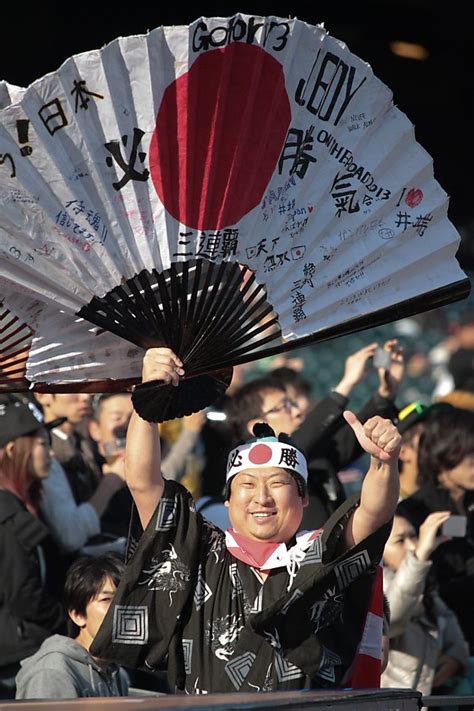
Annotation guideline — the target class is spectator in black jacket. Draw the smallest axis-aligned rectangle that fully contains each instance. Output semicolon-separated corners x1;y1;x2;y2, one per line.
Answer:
34;393;100;506
227;339;404;529
0;400;67;698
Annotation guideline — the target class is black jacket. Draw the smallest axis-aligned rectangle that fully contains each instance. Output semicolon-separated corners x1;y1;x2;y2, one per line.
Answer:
397;484;474;653
293;391;398;529
50;428;101;505
0;490;66;669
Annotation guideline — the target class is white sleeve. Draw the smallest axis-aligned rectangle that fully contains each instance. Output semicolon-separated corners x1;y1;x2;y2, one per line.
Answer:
40;457;101;552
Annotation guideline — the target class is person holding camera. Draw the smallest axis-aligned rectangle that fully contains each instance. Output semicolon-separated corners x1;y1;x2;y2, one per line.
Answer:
398;405;474;654
381;508;469;696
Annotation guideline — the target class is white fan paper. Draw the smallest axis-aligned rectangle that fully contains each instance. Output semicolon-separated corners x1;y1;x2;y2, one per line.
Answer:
0;13;469;420
0;277;143;392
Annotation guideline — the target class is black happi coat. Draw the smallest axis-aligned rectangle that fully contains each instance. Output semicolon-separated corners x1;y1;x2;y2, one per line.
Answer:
91;480;389;694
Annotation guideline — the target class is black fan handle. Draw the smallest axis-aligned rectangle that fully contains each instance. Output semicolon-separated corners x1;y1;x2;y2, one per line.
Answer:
131;368;233;423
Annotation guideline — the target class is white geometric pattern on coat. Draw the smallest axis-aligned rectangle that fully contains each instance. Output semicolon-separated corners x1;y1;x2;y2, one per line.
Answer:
194;564;213;610
112;605;149;645
316;647;342;683
182;638;193;674
249;587;264;614
300;533;323;566
229;562;244;597
155;496;178;531
225;652;257;690
275;653;304;682
334;549;371;589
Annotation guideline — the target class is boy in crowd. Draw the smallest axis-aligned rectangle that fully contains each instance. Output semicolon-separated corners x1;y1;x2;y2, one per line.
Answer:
15;554;129;699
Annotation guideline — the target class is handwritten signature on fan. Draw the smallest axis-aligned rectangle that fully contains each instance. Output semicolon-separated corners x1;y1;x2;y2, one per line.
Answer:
193;17;290;53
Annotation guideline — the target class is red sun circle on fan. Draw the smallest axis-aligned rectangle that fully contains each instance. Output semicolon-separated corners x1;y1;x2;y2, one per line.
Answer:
149;43;291;231
405;188;423;208
248;443;273;465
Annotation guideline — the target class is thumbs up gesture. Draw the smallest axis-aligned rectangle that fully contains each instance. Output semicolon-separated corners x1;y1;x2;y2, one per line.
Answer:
343;410;401;463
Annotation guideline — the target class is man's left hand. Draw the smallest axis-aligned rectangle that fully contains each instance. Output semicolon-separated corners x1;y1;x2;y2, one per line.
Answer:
343;411;402;463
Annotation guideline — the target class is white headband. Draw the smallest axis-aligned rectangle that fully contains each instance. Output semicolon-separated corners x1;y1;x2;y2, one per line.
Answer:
226;436;308;482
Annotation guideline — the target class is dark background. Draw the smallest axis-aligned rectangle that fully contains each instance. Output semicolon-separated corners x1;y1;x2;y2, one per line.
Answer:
2;0;472;265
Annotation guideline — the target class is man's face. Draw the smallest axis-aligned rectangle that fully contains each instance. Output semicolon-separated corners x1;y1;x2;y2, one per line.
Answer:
252;388;304;437
89;394;133;456
37;393;92;425
225;466;307;543
71;575;117;652
286;384;310;420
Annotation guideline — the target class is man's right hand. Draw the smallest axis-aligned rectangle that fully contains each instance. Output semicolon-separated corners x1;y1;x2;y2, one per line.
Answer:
142;348;185;387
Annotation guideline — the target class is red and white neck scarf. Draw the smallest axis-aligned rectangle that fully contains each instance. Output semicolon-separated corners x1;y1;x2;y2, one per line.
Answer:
225;528;321;590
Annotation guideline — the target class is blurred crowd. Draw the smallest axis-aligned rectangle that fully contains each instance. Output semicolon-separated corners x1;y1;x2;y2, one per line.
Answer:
2;299;474;703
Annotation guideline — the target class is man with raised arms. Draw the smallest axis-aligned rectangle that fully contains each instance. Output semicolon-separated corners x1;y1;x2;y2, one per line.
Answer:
91;347;401;694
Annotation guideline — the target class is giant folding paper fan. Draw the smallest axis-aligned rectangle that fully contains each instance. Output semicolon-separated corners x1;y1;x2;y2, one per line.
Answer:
0;13;470;421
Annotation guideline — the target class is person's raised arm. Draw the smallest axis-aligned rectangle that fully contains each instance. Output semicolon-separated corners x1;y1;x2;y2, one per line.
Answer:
161;410;206;481
126;348;184;529
332;342;378;398
341;411;401;549
376;338;405;400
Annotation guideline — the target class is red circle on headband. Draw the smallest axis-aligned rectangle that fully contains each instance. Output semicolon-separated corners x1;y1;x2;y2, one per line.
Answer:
248;443;273;465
